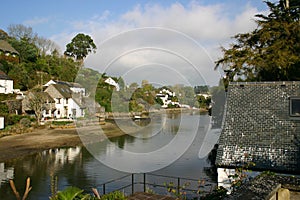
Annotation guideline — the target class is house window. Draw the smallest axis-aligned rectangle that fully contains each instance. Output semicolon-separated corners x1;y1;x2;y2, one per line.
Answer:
290;97;300;117
66;98;68;104
57;98;61;104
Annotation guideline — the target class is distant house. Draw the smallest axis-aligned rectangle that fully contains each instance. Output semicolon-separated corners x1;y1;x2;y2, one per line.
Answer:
156;88;180;108
45;84;85;119
0;70;13;94
104;77;120;91
0;40;19;63
216;82;300;190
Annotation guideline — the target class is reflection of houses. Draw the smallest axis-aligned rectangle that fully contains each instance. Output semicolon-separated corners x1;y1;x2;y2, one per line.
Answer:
45;84;85;119
22;91;56;118
0;70;13;94
0;163;14;186
156;88;180;108
0;40;19;63
216;82;300;190
44;147;81;166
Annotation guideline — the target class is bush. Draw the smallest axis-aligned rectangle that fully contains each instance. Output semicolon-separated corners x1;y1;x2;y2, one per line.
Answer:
20;118;31;128
100;191;127;200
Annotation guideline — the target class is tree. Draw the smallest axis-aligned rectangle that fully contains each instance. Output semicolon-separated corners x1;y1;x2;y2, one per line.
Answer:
25;92;52;125
64;33;97;62
8;24;36;42
215;0;300;82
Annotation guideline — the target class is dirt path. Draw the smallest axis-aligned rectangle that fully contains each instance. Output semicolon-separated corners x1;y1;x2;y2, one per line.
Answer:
0;122;124;162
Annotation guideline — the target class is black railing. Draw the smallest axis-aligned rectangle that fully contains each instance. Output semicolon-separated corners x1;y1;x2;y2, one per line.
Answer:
96;173;214;198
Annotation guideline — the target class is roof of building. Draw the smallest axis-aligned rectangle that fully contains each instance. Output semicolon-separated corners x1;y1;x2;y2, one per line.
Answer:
224;173;300;199
216;82;300;174
0;70;12;80
51;84;72;98
32;91;55;102
0;40;19;54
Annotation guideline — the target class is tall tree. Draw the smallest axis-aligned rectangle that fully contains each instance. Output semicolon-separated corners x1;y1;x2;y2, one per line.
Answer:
215;0;300;82
8;24;36;42
64;33;97;62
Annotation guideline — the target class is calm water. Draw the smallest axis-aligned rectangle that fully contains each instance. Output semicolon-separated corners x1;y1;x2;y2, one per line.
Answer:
0;113;220;199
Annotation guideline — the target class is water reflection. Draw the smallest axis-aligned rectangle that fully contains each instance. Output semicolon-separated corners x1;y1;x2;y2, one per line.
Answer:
0;163;14;185
0;113;219;199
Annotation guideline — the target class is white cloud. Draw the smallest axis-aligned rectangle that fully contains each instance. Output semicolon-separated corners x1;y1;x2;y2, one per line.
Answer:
24;17;50;26
51;1;264;86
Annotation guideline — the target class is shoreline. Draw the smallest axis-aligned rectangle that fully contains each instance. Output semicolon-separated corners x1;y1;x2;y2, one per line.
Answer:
0;122;124;163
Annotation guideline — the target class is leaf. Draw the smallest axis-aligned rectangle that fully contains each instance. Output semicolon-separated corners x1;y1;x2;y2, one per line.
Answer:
56;187;84;200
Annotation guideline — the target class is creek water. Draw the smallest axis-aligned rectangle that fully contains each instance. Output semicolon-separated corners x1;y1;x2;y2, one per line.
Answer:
0;113;220;199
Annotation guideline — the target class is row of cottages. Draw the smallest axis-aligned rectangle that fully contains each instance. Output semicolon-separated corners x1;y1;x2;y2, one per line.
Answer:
215;82;300;191
21;80;86;119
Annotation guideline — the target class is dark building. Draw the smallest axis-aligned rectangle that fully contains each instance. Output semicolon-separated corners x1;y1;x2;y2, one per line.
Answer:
216;82;300;174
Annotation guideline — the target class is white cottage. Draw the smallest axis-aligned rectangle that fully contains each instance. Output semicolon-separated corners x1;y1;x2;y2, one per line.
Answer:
45;84;85;119
0;71;13;94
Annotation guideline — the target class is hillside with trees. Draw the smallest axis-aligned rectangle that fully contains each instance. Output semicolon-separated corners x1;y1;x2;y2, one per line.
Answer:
0;25;84;91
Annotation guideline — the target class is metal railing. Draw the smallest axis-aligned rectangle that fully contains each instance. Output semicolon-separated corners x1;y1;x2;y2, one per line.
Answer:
96;173;214;198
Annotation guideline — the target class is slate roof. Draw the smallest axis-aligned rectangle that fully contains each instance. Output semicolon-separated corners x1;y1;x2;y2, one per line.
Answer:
0;40;18;54
55;80;83;88
216;82;300;174
52;84;72;98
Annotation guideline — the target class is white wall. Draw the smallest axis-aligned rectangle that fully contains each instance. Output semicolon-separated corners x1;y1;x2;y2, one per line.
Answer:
0;80;13;94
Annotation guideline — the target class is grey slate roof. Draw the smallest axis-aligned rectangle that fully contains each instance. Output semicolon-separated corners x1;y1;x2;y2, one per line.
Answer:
216;82;300;174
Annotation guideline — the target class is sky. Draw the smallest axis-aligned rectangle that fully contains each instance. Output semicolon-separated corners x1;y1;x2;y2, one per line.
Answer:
0;0;275;86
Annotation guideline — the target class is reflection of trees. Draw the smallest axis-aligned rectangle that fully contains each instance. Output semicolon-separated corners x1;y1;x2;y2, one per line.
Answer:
204;144;218;182
109;135;136;149
0;147;89;199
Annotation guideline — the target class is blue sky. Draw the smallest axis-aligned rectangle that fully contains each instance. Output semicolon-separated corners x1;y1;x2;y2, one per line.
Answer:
1;0;270;38
0;0;275;86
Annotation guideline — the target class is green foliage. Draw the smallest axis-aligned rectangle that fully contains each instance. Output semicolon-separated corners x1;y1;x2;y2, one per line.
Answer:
50;187;127;200
200;187;228;200
50;187;90;200
8;37;39;62
194;85;209;94
215;1;300;82
197;95;211;109
64;33;97;61
0;102;9;114
100;191;127;200
52;121;73;126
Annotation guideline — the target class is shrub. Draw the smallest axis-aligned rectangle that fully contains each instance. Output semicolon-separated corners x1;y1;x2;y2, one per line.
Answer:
20;118;31;128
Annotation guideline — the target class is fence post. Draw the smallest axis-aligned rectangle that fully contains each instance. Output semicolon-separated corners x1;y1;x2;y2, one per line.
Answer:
143;173;146;192
132;174;134;195
103;184;106;195
177;177;180;195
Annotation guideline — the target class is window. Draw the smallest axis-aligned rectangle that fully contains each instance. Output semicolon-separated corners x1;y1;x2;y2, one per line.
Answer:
290;97;300;117
57;98;61;104
66;98;68;104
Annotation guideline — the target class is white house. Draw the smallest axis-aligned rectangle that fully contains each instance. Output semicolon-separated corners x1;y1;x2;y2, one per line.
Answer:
45;84;85;119
104;77;120;91
0;71;13;94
